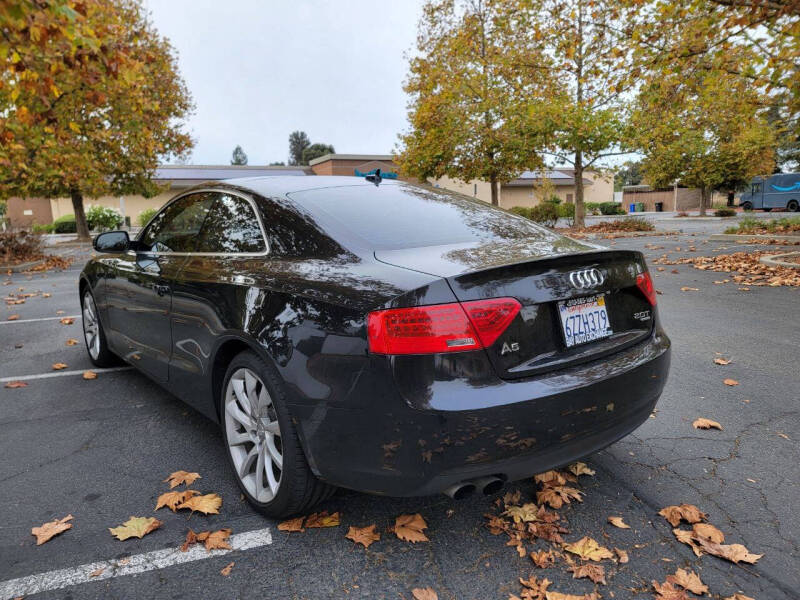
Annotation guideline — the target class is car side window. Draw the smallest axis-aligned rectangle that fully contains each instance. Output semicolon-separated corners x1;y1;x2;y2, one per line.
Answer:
139;193;215;253
195;194;266;254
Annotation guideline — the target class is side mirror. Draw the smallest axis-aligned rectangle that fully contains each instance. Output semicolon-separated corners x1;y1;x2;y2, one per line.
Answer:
93;230;130;253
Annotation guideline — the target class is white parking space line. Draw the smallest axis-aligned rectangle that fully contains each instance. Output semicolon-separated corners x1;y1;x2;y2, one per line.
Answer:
0;315;81;325
0;366;132;383
0;527;273;600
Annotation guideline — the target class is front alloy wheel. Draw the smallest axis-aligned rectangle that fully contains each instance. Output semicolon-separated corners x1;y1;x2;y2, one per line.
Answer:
224;368;283;502
81;288;117;367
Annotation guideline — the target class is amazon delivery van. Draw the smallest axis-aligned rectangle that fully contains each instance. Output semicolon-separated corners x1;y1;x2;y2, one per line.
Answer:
739;173;800;212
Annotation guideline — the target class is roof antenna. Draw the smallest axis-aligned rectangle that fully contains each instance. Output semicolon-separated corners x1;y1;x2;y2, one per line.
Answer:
365;168;382;186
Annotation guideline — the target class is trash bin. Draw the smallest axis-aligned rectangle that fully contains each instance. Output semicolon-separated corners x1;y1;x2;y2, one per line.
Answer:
636;202;645;213
655;202;664;212
629;203;636;213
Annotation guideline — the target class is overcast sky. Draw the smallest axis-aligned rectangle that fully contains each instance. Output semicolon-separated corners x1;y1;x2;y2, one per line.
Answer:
144;0;423;166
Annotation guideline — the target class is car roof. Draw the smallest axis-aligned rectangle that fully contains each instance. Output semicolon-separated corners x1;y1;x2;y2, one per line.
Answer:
219;175;401;197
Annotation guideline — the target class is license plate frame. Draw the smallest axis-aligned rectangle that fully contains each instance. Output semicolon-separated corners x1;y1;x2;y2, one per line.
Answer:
558;294;613;348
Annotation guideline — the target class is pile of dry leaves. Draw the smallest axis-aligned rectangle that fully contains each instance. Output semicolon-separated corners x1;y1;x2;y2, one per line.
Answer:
653;251;800;286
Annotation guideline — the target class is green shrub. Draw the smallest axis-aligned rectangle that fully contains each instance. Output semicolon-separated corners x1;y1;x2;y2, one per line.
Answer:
714;207;737;217
529;203;559;227
509;206;532;219
32;223;55;234
726;215;800;234
585;202;603;215
558;202;575;227
53;214;77;234
86;205;124;232
599;202;625;215
543;195;561;205
138;207;158;227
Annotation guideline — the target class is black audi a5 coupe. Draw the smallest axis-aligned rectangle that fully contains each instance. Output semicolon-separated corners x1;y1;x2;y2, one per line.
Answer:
81;176;670;517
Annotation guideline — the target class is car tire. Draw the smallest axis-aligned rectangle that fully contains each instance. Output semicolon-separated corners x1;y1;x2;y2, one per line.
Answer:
741;201;752;211
788;200;799;212
81;288;118;368
762;207;771;212
220;350;335;518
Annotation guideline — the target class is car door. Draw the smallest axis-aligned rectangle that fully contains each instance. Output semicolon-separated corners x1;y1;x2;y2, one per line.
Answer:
104;192;215;381
167;191;270;416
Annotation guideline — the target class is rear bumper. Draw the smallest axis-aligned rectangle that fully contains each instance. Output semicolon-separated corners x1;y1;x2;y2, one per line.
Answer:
290;329;670;496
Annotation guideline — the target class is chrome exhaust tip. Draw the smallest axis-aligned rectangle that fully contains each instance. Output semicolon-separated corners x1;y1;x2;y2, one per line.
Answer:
473;476;504;495
443;482;476;500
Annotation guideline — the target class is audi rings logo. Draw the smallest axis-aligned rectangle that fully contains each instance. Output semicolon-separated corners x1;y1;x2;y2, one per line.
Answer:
568;268;604;289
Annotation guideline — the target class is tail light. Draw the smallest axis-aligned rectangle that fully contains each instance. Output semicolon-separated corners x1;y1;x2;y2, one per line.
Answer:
636;272;657;306
367;298;521;355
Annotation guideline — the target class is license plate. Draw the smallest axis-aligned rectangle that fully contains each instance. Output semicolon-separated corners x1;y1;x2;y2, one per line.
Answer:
558;294;613;348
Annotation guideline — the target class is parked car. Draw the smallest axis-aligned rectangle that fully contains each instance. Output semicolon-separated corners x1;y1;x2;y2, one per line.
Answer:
739;173;800;212
80;176;671;517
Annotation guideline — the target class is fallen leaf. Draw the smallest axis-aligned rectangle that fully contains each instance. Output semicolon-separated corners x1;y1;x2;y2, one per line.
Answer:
568;563;606;585
504;503;540;523
536;486;583;509
278;517;305;532
723;378;739;386
666;568;709;595
305;511;340;528
777;432;790;440
31;514;73;545
66;338;79;346
567;462;595;476
394;513;429;543
52;362;68;370
163;470;201;488
4;381;28;388
204;528;232;551
345;524;380;548
42;293;51;298
652;579;691;600
83;370;97;380
155;489;200;512
530;549;555;568
614;547;629;563
60;317;74;324
695;537;762;564
412;587;438;600
680;286;699;291
503;489;522;506
693;522;725;543
177;493;221;515
693;418;723;430
7;314;19;320
180;529;201;552
519;575;551;599
89;567;104;577
534;470;574;486
220;561;234;576
607;516;630;529
563;536;614;561
672;528;703;557
659;504;707;526
723;595;755;600
109;516;162;541
545;592;600;600
713;358;731;365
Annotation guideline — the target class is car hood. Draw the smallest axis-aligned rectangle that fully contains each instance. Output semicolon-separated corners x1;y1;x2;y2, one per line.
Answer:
374;234;598;278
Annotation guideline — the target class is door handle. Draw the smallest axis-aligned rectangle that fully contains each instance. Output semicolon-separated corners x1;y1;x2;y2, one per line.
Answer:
154;284;170;297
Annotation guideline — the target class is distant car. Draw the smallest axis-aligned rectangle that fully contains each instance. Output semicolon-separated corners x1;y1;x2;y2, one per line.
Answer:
80;177;670;517
739;173;800;212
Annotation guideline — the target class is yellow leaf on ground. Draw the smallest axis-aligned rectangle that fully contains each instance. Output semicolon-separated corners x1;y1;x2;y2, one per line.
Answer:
177;493;221;515
52;362;68;370
567;462;595;476
568;563;606;585
89;567;104;577
545;592;601;600
32;514;73;545
412;587;438;600
536;486;583;509
83;370;97;380
693;418;723;430
658;504;707;526
220;561;234;576
345;524;380;548
7;314;19;321
503;503;540;523
695;538;762;564
723;378;739;386
394;513;429;543
666;568;709;595
608;516;630;529
714;357;731;365
614;547;629;563
530;549;555;568
652;580;690;600
66;338;79;346
563;536;614;561
4;381;28;388
155;489;200;512
520;576;551;598
305;511;340;528
680;286;699;291
60;317;74;325
109;516;162;541
204;528;232;551
693;522;725;543
163;470;201;488
278;517;305;532
534;470;574;486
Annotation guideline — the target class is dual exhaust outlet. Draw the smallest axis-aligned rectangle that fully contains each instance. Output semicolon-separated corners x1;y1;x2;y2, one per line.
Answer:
443;476;504;500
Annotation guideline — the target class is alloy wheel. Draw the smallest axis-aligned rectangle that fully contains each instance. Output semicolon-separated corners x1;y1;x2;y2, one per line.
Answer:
224;367;283;502
82;292;101;360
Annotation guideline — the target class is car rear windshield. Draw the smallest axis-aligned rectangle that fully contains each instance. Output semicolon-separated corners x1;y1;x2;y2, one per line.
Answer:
287;183;556;251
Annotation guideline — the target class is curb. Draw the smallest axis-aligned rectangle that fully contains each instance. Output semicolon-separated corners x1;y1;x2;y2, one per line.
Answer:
759;252;800;269
580;230;682;239
1;258;46;272
709;234;800;242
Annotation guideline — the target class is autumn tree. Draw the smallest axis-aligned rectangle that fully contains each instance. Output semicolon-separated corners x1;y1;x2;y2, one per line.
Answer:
632;49;776;214
230;145;248;165
288;131;310;166
397;0;550;206
0;0;193;240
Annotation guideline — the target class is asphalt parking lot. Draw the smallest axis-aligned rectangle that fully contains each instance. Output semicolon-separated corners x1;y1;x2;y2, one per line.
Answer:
1;229;798;600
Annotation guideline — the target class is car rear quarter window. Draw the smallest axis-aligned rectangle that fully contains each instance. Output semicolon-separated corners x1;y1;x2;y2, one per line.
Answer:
288;183;554;251
195;194;266;254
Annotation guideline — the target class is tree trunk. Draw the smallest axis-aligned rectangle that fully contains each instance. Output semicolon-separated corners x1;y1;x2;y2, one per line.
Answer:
71;189;91;241
574;151;585;228
699;186;710;217
490;174;499;206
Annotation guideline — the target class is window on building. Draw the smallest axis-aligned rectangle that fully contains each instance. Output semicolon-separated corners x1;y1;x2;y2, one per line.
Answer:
566;193;573;203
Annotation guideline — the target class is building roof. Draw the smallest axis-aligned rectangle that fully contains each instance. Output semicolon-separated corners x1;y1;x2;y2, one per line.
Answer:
307;154;395;166
155;165;311;188
505;169;593;187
